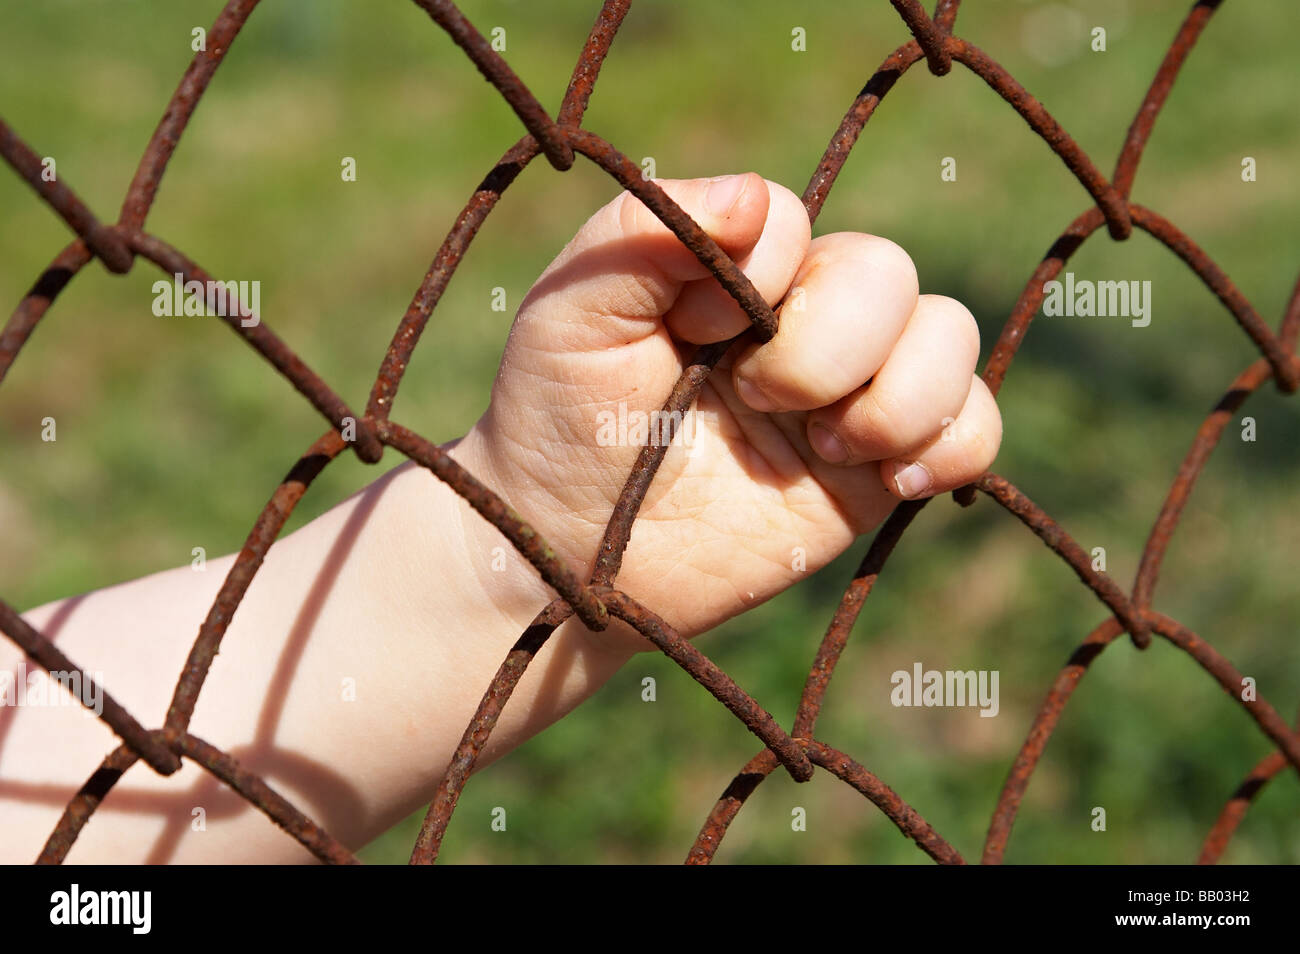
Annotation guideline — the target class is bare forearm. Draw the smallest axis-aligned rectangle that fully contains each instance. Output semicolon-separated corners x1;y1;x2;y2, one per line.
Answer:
0;438;630;863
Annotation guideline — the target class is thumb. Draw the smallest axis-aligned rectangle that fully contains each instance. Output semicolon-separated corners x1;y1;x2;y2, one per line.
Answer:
514;173;770;350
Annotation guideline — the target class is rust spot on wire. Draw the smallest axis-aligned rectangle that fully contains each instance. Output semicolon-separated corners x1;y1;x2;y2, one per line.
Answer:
933;0;962;35
2;0;1298;866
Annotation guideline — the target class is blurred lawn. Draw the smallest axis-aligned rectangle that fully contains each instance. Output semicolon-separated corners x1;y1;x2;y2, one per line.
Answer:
1;0;1296;863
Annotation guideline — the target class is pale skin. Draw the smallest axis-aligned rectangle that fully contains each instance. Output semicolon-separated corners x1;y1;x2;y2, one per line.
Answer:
0;173;1001;863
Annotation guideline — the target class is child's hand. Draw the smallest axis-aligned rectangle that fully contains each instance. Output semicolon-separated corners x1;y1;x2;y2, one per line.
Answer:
0;174;1001;862
455;173;1001;651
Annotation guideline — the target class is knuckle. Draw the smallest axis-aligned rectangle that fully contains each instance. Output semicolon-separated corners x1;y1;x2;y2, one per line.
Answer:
924;294;981;354
859;235;919;296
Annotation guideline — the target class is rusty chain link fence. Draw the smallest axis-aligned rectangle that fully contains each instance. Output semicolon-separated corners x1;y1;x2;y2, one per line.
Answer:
1;0;1297;865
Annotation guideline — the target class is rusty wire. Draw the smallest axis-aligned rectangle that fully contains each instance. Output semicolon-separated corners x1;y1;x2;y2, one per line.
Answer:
1;0;1297;866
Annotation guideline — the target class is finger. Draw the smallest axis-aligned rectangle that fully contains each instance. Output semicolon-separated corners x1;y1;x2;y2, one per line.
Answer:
805;294;980;465
730;232;918;413
514;173;770;351
879;376;1002;500
663;181;810;344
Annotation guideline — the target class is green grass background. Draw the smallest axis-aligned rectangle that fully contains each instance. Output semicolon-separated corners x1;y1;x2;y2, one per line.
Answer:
1;0;1296;863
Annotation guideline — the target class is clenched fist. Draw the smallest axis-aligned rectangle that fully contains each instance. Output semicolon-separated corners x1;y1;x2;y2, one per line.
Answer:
455;172;1001;650
1;172;1002;863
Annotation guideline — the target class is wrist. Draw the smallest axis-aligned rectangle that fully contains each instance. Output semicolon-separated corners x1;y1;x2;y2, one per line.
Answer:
442;426;565;626
445;423;648;662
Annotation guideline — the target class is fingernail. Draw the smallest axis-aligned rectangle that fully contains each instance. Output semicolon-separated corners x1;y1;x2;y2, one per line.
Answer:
892;461;933;498
706;174;748;216
809;424;848;464
734;375;775;413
